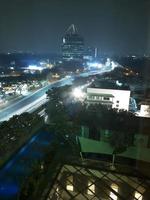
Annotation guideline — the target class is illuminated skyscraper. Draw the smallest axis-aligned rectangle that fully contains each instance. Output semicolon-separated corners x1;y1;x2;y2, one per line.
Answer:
84;47;97;61
62;24;84;61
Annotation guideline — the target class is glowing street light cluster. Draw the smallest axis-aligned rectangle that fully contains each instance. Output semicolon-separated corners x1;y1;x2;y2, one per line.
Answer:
72;88;85;100
87;62;103;69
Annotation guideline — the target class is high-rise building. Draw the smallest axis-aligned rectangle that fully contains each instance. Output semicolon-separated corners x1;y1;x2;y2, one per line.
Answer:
61;24;84;61
84;47;98;61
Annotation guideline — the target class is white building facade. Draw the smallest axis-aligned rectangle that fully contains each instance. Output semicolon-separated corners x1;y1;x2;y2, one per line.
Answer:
87;88;131;111
138;100;150;118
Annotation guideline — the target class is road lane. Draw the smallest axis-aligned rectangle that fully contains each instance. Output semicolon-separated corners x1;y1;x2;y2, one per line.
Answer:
0;68;113;122
0;77;74;122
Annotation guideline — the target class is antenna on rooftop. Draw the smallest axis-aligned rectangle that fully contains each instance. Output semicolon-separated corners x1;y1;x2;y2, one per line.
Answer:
66;24;78;34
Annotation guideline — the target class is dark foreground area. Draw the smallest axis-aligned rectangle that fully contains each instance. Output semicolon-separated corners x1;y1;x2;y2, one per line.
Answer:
0;129;53;200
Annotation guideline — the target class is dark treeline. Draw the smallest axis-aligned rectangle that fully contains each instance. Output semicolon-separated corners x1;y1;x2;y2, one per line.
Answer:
114;56;150;79
0;113;43;165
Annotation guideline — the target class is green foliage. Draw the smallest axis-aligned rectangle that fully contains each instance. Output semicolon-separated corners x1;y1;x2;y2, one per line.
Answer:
74;103;138;151
45;86;139;155
0;113;43;165
19;144;62;200
46;86;72;123
110;131;127;152
19;161;43;199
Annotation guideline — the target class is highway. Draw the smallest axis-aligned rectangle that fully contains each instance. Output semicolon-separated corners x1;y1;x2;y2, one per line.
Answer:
0;68;114;122
0;77;74;122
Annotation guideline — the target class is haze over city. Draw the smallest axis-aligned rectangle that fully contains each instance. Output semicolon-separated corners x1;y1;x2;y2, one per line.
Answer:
0;0;150;54
0;0;150;199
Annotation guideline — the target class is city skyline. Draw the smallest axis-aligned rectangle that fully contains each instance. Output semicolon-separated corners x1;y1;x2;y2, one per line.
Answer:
0;1;150;199
0;0;149;55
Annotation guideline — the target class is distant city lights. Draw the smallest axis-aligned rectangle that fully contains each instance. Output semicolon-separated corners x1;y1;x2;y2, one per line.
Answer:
28;65;44;71
87;62;103;69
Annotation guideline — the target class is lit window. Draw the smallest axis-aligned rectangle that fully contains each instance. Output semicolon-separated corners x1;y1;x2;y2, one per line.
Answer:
66;176;74;191
110;183;118;200
90;96;94;99
66;184;73;191
134;191;143;200
87;181;95;195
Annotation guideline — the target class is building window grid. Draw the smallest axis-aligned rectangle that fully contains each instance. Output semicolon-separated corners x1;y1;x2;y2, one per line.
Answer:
66;175;74;191
117;174;144;191
89;95;113;101
87;181;96;195
92;176;119;200
71;166;105;199
65;166;89;196
72;177;95;199
51;182;71;200
99;170;136;200
87;179;114;200
54;188;64;200
63;173;75;193
85;169;120;200
48;165;149;200
110;183;119;200
73;178;104;200
57;179;74;199
103;97;110;101
134;191;143;200
111;174;145;200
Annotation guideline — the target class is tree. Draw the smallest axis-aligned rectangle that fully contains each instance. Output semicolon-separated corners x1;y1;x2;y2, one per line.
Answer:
46;87;69;123
107;110;139;169
0;112;43;166
19;161;43;199
46;86;81;157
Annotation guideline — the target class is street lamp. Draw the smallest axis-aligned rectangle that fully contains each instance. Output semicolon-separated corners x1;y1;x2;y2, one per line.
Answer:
72;88;85;99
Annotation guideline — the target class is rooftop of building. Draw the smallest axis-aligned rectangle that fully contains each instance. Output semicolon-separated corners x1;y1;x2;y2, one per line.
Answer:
63;24;84;40
90;80;130;91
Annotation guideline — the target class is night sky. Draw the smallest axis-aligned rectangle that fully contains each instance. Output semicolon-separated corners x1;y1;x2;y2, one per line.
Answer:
0;0;149;55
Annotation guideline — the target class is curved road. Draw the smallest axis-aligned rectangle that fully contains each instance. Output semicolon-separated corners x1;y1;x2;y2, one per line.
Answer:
0;68;113;122
0;77;74;122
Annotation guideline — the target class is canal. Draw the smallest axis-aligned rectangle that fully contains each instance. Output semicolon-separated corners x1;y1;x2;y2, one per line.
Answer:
0;129;53;199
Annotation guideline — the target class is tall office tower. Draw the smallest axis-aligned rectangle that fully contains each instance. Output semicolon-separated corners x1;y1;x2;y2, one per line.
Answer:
84;47;97;61
61;24;84;61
